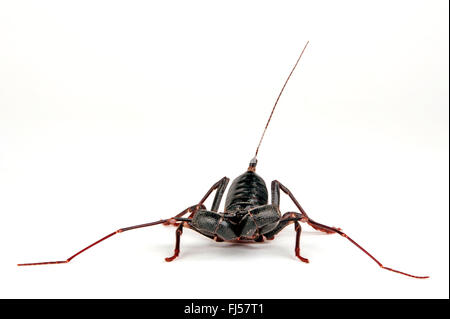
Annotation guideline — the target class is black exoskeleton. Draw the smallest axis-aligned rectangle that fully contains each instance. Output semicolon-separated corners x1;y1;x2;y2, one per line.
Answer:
191;170;280;242
165;155;333;265
18;41;428;279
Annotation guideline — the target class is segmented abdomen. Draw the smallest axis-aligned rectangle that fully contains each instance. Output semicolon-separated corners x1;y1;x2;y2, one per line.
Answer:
224;171;268;212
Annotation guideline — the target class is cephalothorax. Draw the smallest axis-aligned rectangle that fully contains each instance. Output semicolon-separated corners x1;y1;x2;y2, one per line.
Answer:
18;42;428;279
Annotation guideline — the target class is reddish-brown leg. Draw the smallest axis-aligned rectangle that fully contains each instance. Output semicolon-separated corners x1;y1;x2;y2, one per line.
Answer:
164;177;229;227
301;218;429;279
18;176;230;266
198;177;229;212
272;180;429;279
294;221;309;263
18;218;182;266
165;223;183;262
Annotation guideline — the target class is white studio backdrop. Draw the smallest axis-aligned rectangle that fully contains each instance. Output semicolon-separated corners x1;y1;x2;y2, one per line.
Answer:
0;0;448;298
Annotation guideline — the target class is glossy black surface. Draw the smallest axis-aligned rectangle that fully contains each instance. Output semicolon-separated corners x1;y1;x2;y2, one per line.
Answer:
224;171;269;212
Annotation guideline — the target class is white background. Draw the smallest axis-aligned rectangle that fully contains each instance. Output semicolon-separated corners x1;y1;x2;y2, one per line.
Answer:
1;1;448;299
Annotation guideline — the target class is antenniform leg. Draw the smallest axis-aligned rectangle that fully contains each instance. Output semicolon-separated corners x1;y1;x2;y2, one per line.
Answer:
18;177;230;266
270;180;429;279
17;218;190;266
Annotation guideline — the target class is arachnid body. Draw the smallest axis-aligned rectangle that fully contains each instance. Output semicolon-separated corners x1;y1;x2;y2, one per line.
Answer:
18;42;428;279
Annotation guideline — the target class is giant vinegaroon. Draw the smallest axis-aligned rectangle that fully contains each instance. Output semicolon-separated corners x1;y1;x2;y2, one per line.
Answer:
18;41;428;279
